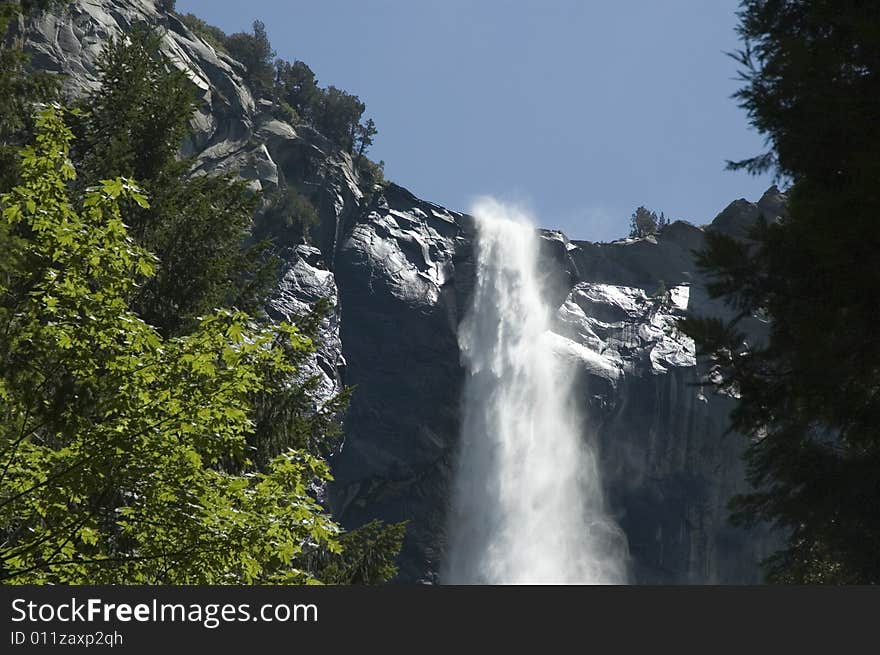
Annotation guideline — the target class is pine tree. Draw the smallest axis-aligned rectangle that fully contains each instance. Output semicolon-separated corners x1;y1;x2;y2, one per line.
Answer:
679;0;880;583
316;86;366;153
355;118;378;159
628;206;662;238
274;59;321;121
225;20;276;99
73;28;273;337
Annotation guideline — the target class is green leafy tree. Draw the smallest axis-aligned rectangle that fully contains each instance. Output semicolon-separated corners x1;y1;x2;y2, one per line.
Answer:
65;27;404;583
0;106;342;584
679;0;880;583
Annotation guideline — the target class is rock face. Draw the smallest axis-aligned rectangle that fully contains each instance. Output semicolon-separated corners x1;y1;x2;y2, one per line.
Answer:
266;245;344;412
543;217;783;583
23;0;781;583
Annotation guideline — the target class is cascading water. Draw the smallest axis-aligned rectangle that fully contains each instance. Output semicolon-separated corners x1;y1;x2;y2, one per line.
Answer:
443;198;627;584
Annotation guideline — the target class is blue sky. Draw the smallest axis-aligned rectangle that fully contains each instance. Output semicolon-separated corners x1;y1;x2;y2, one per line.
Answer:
176;0;774;242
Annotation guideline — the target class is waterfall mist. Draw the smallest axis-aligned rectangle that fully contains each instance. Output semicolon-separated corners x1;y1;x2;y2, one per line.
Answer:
443;198;627;584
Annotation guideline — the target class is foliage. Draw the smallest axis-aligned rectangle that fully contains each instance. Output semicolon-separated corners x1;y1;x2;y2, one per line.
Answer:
179;13;229;54
628;206;669;238
273;62;371;153
355;118;378;159
355;156;387;202
651;280;674;312
310;520;407;585
0;0;62;192
2;0;66;22
254;185;321;248
225;20;275;99
174;13;379;156
313;86;365;153
274;59;321;121
679;0;880;583
0;107;344;584
72;28;273;337
0;7;405;584
73;28;195;189
271;100;301;125
247;302;343;463
358;156;385;186
240;295;406;585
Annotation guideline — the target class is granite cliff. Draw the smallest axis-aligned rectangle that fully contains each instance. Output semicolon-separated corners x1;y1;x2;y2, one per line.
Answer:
21;0;780;583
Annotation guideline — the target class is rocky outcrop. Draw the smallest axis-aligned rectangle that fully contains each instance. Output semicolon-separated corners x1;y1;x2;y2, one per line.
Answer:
328;184;471;582
540;216;783;583
22;0;782;583
266;245;343;411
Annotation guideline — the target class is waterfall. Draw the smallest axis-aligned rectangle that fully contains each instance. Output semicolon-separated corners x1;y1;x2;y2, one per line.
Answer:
443;198;627;584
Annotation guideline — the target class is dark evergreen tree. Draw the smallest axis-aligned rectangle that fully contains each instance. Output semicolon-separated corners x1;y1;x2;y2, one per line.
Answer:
254;185;320;248
179;12;229;53
306;520;407;584
315;86;366;153
73;28;273;337
355;117;378;159
225;19;275;99
274;59;321;122
628;206;662;238
679;0;880;583
183;16;377;157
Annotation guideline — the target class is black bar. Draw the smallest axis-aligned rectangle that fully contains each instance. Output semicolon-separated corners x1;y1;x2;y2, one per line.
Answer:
1;586;876;652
